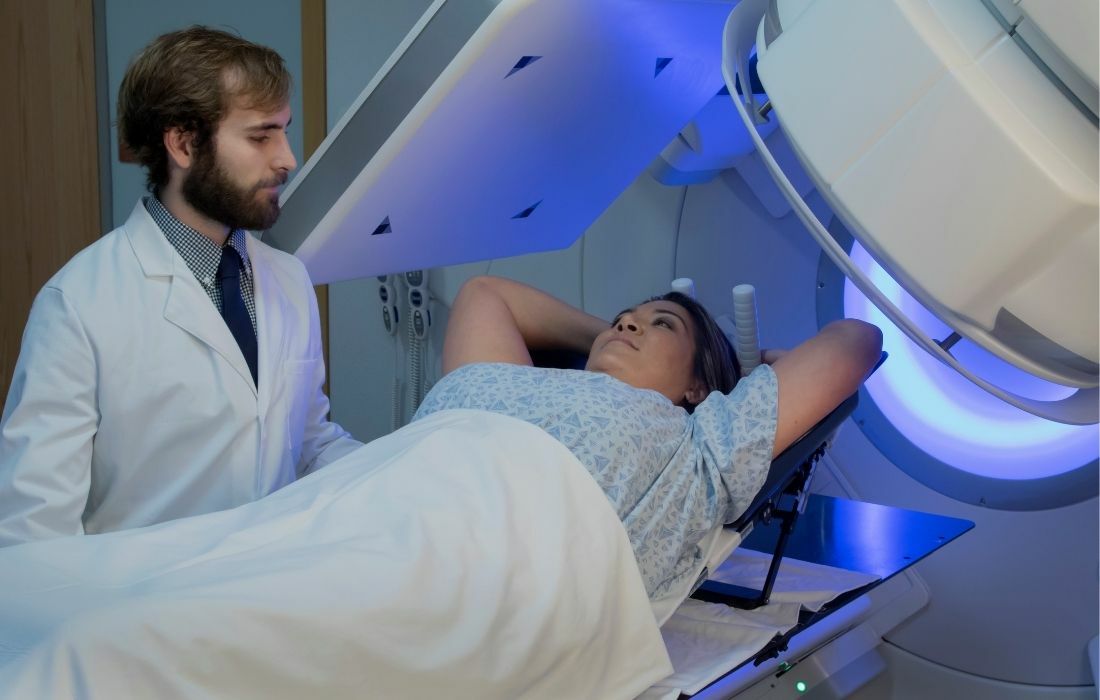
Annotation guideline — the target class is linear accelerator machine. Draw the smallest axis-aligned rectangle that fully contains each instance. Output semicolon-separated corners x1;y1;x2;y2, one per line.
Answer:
266;0;1098;697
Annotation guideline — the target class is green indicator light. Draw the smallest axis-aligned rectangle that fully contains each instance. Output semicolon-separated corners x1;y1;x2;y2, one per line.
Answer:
796;681;807;693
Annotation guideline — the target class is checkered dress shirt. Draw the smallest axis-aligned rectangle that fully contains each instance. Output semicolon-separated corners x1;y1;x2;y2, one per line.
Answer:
145;196;258;335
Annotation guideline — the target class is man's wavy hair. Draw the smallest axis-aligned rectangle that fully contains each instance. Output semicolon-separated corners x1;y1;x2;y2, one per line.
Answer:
117;25;291;193
653;291;741;409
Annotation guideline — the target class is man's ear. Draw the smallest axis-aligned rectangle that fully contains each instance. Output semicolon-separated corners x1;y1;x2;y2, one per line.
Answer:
163;127;196;170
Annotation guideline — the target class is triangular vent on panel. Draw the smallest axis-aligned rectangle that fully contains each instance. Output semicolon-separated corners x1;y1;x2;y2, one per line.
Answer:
506;55;542;78
654;57;673;77
512;200;542;219
371;217;392;235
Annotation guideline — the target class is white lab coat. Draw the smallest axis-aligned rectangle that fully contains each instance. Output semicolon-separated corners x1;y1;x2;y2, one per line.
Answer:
0;201;362;545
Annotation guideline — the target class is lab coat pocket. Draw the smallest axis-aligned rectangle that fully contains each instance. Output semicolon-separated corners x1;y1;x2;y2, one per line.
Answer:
282;357;321;466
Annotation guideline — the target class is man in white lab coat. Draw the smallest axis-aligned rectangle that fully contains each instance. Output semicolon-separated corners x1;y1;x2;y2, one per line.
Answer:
0;26;363;546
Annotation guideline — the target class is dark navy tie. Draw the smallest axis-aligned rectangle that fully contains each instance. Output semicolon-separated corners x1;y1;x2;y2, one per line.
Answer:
217;246;258;387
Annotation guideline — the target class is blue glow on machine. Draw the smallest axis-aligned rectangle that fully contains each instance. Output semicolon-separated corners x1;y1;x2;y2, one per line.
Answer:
843;243;1098;481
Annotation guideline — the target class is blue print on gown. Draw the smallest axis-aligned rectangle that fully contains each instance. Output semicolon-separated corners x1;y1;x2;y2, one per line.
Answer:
414;363;778;598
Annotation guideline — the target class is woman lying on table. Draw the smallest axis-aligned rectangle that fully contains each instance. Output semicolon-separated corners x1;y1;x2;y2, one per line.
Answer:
414;276;882;600
0;275;883;700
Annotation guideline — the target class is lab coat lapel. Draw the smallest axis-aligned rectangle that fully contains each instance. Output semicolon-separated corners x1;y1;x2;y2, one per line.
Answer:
163;273;258;395
124;202;258;396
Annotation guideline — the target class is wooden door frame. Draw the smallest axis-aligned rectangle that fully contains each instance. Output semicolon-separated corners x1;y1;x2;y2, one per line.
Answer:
301;0;331;393
0;0;102;398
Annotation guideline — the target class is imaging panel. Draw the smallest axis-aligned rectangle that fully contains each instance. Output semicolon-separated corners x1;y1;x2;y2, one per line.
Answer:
266;0;739;283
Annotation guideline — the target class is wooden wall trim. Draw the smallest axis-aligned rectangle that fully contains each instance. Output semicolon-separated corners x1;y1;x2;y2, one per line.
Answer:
300;0;330;393
1;0;101;399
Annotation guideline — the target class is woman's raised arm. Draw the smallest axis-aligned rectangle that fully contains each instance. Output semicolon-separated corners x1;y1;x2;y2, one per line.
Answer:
442;276;609;374
768;319;883;457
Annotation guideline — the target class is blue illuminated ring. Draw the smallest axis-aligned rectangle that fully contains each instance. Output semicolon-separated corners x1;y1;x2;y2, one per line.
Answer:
816;222;1098;511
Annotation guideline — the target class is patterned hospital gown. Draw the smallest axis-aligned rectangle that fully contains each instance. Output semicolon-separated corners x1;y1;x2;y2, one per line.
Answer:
413;362;779;599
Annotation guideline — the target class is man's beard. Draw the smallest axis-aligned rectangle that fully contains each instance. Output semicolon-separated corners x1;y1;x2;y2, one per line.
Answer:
182;141;285;231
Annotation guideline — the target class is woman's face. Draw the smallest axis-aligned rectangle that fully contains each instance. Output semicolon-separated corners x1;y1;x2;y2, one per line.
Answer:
585;300;705;406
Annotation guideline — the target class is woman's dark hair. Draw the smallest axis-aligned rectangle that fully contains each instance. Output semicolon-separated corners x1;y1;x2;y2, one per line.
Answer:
652;291;741;406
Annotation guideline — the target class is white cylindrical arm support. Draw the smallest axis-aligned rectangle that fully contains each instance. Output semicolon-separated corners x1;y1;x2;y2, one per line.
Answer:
671;278;697;299
731;284;762;376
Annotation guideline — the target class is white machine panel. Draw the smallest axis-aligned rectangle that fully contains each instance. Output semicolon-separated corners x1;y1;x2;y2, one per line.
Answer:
753;0;1098;390
267;0;737;284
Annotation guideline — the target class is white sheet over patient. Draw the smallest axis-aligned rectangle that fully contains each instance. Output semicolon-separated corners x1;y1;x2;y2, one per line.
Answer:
0;409;671;700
